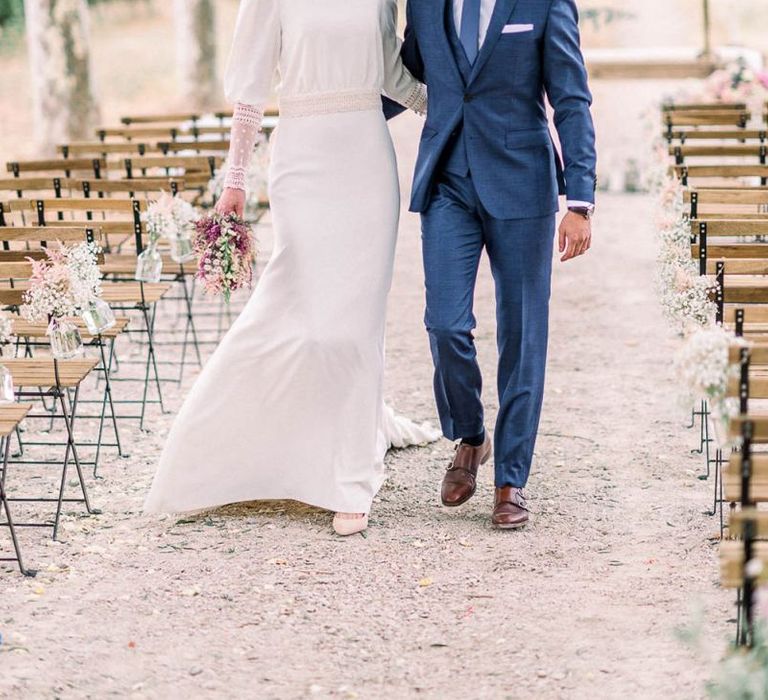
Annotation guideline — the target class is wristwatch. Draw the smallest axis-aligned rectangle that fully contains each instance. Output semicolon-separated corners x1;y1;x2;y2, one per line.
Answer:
568;204;595;220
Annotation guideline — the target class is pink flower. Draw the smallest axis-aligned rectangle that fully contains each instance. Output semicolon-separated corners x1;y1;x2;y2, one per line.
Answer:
153;191;177;218
675;267;693;292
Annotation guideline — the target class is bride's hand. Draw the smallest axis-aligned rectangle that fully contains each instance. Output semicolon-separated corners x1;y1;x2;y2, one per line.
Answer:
215;188;246;218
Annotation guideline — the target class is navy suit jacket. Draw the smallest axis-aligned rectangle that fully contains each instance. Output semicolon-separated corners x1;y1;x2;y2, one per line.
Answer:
386;0;597;220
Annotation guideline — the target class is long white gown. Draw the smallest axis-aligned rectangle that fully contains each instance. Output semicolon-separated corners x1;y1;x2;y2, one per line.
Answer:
144;0;439;515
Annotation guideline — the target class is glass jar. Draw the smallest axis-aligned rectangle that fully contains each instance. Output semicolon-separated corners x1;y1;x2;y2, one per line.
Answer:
0;365;15;404
169;234;196;263
47;318;84;360
81;298;116;335
135;244;163;283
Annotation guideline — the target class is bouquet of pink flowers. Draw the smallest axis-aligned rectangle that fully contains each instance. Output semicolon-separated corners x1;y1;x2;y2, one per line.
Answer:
22;241;103;321
193;213;255;303
703;59;768;104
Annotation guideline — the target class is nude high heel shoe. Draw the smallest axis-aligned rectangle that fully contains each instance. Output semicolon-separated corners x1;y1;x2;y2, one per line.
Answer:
333;512;369;536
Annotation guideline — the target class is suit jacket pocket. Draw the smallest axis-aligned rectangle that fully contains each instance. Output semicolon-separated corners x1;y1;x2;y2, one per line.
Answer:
504;128;551;150
503;128;557;206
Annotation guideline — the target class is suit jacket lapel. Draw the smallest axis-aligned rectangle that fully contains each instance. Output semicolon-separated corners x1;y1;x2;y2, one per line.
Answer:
467;0;519;86
432;0;465;87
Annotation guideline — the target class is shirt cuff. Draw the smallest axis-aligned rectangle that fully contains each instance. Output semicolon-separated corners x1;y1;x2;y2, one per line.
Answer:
567;200;595;210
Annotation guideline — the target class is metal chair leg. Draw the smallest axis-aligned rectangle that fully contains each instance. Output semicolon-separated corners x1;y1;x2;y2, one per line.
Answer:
0;436;36;577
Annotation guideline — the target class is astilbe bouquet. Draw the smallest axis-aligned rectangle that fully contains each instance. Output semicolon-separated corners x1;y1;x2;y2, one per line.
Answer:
21;241;103;322
193;213;255;303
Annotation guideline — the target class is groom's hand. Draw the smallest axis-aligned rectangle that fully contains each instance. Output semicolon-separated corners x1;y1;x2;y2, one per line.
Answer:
558;211;592;262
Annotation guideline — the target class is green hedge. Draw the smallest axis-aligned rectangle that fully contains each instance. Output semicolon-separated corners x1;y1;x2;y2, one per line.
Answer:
0;0;22;27
0;0;123;28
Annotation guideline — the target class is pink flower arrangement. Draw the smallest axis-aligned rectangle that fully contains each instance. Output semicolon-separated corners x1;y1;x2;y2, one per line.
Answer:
23;247;77;321
193;213;255;303
22;240;105;322
702;60;768;104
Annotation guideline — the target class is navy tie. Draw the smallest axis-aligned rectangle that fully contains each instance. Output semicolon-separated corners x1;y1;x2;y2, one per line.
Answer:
459;0;482;65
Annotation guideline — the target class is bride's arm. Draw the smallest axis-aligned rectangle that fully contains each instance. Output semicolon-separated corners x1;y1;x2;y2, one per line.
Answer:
381;0;427;115
218;0;281;206
223;103;263;192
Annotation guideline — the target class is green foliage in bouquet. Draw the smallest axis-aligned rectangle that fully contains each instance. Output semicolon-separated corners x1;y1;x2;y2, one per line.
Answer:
677;614;768;699
706;626;768;699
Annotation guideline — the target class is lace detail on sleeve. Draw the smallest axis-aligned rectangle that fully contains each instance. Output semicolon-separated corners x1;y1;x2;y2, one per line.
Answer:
224;102;265;192
404;83;427;116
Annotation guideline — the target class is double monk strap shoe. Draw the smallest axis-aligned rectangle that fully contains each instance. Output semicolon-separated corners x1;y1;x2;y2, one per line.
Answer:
440;434;492;507
492;487;529;529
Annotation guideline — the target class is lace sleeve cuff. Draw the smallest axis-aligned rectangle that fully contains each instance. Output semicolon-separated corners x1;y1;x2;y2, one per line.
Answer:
224;103;265;192
404;83;427;116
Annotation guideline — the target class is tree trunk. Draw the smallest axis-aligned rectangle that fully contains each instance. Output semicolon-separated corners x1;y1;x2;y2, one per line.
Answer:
174;0;217;111
23;0;99;155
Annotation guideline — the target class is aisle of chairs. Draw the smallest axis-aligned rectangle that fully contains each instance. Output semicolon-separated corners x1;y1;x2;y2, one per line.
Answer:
662;98;768;645
0;108;273;577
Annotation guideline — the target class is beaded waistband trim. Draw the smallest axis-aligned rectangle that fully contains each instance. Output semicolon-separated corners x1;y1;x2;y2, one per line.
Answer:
279;90;382;117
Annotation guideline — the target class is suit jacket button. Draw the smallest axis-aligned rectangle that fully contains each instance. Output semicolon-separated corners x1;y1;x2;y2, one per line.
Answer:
463;94;473;103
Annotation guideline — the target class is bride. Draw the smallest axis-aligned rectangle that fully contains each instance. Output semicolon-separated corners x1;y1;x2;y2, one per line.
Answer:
144;0;438;535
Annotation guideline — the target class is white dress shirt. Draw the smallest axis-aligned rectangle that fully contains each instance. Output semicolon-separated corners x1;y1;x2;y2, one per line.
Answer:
452;0;496;48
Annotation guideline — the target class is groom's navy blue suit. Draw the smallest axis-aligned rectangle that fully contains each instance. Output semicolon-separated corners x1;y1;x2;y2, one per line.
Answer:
386;0;596;489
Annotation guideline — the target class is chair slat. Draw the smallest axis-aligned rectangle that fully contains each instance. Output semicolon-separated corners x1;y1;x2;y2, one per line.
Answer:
0;226;103;242
693;219;768;236
721;540;768;588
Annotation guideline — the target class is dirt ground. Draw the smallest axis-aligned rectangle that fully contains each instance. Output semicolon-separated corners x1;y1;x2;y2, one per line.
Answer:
0;105;733;697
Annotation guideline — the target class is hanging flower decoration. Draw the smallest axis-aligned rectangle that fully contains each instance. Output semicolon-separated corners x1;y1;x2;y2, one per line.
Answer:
702;59;768;104
0;313;15;346
66;240;103;310
650;170;718;335
674;325;745;443
659;262;718;333
142;192;199;244
21;241;104;322
193;213;255;303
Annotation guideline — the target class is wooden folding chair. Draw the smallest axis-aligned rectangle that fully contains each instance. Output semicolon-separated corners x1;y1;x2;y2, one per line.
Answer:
0;211;171;430
6;197;203;392
0;357;101;540
716;339;768;644
0;224;131;467
0;403;35;576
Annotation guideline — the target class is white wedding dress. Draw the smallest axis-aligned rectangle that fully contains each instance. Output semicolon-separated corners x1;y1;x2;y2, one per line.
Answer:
144;0;439;515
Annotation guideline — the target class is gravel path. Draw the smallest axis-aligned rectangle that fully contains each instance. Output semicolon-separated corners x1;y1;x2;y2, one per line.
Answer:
0;115;732;699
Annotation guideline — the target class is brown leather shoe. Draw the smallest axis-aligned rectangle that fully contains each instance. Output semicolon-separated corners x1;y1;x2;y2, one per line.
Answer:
441;434;492;507
492;487;529;529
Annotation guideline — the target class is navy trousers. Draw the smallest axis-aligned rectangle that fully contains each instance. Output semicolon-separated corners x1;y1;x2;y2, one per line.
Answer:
421;170;556;488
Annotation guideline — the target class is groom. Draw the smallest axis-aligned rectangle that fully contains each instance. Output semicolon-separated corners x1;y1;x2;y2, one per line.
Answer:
386;0;596;528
